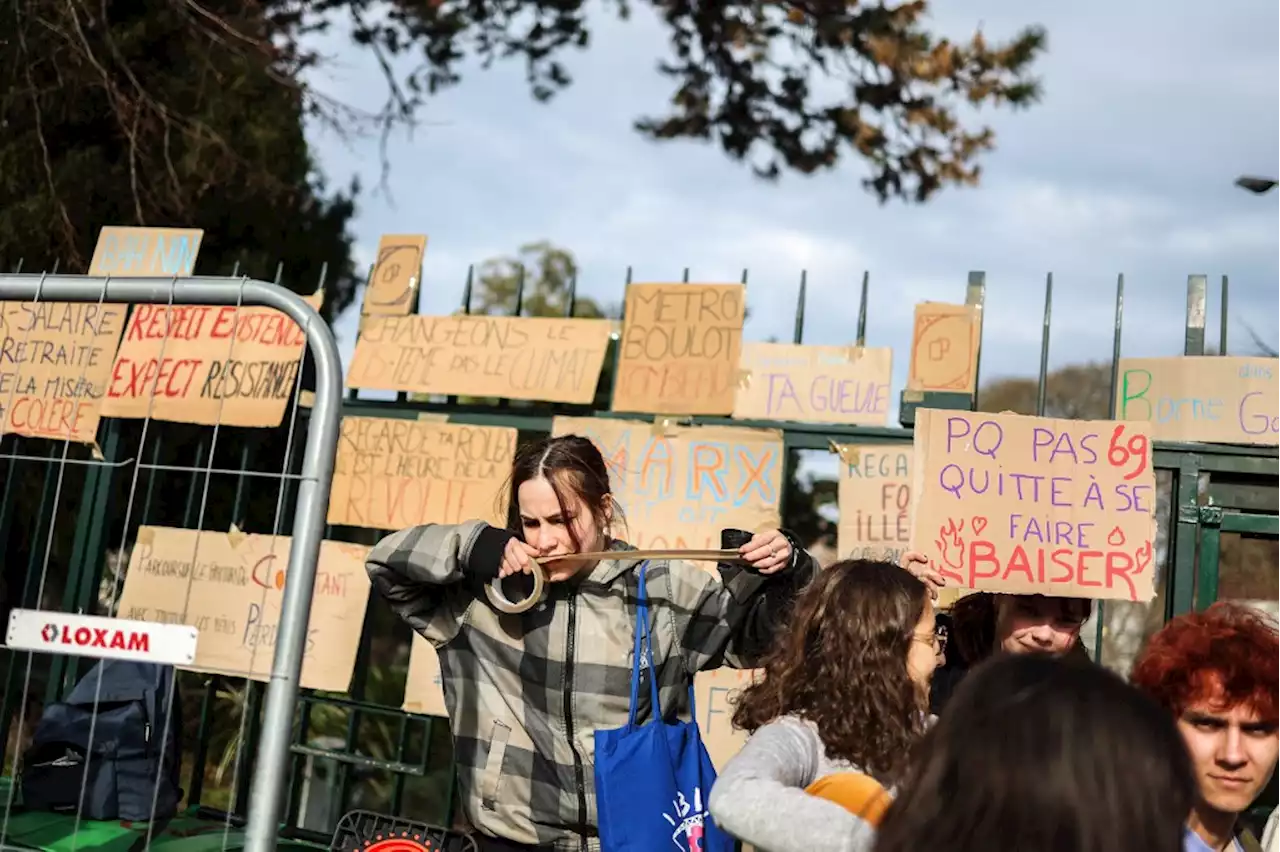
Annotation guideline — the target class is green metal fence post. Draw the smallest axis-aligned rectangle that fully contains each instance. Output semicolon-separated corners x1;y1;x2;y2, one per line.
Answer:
792;272;807;345
1194;505;1223;610
1035;272;1054;416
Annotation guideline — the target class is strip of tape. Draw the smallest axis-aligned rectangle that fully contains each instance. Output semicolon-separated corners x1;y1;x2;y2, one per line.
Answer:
830;441;860;466
651;416;677;436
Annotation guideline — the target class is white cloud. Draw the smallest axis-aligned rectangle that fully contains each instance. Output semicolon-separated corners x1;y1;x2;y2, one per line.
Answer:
307;0;1279;395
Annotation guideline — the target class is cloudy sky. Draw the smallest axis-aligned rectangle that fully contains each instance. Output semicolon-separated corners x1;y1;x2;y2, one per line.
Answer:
307;0;1279;417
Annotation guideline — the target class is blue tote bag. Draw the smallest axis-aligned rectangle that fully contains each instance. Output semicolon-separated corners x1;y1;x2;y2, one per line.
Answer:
594;564;735;852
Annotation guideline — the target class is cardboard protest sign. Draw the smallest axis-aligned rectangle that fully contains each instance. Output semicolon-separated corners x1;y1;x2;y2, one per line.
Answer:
348;315;612;404
733;343;892;426
907;303;981;393
612;283;745;415
836;443;912;563
694;667;759;771
329;416;515;530
552;417;783;555
910;410;1157;602
115;526;371;692
0;226;204;443
1115;356;1278;446
0;302;128;443
554;416;783;770
403;633;447;717
362;234;427;316
88;227;204;278
100;292;321;427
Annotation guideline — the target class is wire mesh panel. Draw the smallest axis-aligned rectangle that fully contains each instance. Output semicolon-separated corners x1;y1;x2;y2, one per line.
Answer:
0;273;343;852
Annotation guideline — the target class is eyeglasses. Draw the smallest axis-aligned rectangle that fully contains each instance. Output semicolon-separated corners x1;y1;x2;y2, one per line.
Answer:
914;625;948;653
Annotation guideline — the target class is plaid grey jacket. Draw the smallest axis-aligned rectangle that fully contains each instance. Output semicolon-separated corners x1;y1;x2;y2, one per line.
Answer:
367;520;816;851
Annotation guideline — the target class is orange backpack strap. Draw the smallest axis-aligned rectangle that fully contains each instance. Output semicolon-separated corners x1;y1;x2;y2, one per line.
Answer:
804;772;894;827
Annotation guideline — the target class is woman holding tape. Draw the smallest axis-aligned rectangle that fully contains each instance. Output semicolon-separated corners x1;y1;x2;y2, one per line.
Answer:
366;434;817;852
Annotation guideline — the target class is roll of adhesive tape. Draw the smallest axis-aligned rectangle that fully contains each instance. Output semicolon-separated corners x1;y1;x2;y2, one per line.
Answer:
485;563;547;614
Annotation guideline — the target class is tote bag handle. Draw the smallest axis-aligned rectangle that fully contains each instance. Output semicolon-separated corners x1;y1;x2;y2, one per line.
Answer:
625;564;698;732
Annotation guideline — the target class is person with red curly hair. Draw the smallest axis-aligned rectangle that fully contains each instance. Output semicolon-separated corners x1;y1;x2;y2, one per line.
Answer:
1131;602;1279;852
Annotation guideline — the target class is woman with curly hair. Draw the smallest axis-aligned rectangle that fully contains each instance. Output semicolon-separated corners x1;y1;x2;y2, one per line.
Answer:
707;560;939;852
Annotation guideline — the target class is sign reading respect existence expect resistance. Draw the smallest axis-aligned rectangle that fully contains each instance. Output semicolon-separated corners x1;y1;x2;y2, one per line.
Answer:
911;409;1158;602
100;293;322;428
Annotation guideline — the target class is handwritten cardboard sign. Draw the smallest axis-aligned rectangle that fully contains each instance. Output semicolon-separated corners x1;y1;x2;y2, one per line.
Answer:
552;417;783;555
347;315;613;404
115;526;371;692
910;410;1157;602
100;293;321;427
836;443;912;564
88;227;204;278
0;302;128;443
0;225;204;443
362;234;427;316
1115;356;1278;446
907;303;981;393
695;667;760;771
612;283;745;415
329;416;515;530
553;416;782;770
403;633;447;717
734;342;892;425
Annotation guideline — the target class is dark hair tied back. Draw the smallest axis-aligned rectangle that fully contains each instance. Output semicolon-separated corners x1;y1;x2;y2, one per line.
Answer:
504;435;621;552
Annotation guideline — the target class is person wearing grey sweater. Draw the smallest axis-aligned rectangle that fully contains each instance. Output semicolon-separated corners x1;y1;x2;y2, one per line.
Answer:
708;716;878;852
706;560;942;852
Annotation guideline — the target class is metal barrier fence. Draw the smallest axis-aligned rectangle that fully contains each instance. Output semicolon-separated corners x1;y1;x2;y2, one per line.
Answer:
0;262;1275;848
0;274;344;852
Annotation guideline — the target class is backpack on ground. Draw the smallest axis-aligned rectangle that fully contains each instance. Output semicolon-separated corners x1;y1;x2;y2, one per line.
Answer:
20;659;183;822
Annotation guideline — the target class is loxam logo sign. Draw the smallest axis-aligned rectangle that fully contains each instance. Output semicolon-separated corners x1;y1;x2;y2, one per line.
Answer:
8;610;198;666
42;623;151;653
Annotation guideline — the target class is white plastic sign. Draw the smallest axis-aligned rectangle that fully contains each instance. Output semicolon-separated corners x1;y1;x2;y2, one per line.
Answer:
6;609;199;666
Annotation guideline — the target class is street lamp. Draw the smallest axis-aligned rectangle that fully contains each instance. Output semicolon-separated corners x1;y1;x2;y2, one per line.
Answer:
1235;175;1278;194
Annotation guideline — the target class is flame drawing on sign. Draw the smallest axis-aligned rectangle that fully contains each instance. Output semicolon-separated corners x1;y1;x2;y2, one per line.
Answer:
1134;541;1153;574
935;518;966;577
1106;527;1127;547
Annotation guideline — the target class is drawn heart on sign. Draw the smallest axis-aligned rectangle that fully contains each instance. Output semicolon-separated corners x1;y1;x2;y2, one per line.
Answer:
1134;541;1153;574
1106;527;1127;547
971;516;988;536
